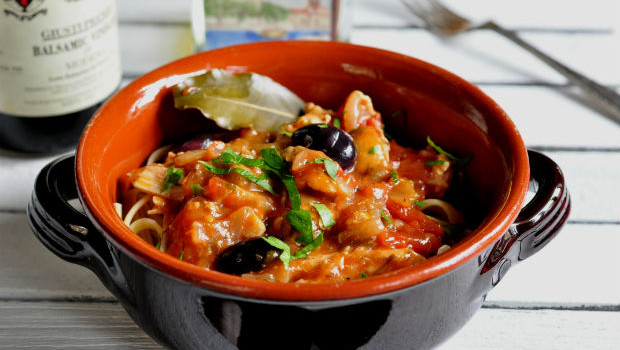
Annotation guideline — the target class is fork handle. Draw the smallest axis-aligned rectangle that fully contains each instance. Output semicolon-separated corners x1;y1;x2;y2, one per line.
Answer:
484;21;620;122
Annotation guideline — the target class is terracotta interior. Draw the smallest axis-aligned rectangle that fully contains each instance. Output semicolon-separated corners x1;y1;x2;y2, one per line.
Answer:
76;41;529;301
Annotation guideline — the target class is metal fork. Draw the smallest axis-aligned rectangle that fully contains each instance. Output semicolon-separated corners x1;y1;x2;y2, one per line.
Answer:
402;0;620;122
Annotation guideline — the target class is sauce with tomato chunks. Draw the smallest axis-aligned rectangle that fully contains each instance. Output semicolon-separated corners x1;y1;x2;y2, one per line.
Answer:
119;90;468;283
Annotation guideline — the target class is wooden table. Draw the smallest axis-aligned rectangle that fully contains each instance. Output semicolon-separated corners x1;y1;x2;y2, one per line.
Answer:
1;0;619;348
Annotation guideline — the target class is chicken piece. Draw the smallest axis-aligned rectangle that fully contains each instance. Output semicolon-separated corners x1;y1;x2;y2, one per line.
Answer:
351;126;391;181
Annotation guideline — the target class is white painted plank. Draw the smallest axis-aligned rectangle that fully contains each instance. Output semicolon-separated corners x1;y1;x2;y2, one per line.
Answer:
0;301;160;349
115;0;619;31
355;0;619;30
116;23;620;85
0;301;617;350
439;308;620;350
0;151;66;212
481;86;620;148
486;224;620;306
0;213;112;300
547;152;620;223
351;29;620;85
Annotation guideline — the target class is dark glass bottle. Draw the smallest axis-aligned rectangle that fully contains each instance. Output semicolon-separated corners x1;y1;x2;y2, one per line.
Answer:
0;0;121;154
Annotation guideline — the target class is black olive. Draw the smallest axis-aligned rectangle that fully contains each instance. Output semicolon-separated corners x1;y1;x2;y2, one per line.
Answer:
213;238;281;275
291;124;357;172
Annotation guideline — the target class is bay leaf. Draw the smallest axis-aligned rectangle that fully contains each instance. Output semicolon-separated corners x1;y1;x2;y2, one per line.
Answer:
173;69;305;133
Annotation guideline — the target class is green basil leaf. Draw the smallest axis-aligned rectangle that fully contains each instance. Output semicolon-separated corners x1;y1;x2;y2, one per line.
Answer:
162;166;183;192
260;147;287;171
312;203;336;228
261;236;292;269
286;208;314;245
200;160;231;175
231;167;276;195
292;232;323;259
311;158;338;180
215;148;266;168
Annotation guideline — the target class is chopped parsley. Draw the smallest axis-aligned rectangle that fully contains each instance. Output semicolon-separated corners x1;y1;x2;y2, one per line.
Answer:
426;136;472;166
162;166;183;192
282;130;293;137
360;271;368;278
368;145;379;154
414;200;427;208
310;157;338;180
425;159;447;167
262;232;324;269
380;209;392;226
190;184;203;196
333;118;341;128
390;169;399;183
203;148;322;265
286;208;314;245
312;203;336;228
317;124;328;129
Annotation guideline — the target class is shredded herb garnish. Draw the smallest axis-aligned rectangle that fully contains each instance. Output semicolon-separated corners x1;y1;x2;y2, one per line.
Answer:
190;184;203;196
414;200;427;208
179;245;184;261
333;118;341;128
231;167;275;194
262;236;292;268
426;136;472;166
360;271;368;278
204;148;323;265
286;208;314;245
312;203;336;228
368;145;379;154
380;209;392;226
162;166;183;192
424;159;447;167
310;157;338;180
390;169;399;183
318;124;328;129
282;130;292;137
262;232;324;269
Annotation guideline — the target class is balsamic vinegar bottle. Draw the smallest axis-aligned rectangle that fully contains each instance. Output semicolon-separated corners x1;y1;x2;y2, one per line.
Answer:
0;0;121;153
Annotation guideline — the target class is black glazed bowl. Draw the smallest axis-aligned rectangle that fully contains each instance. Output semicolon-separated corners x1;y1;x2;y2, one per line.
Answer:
27;41;570;350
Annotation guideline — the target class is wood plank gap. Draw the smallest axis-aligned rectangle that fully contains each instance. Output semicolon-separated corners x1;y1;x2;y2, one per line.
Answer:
566;219;620;225
354;25;613;34
0;296;119;303
0;208;27;214
530;146;620;153
483;301;620;312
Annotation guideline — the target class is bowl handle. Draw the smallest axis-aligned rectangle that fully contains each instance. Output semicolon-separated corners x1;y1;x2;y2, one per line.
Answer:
482;150;570;275
513;149;570;260
27;154;133;301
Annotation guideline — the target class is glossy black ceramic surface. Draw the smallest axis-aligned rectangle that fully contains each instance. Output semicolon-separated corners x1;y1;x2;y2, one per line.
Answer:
27;150;569;350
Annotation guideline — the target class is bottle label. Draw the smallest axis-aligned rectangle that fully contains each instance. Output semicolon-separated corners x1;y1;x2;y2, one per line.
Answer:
0;0;121;117
198;0;341;50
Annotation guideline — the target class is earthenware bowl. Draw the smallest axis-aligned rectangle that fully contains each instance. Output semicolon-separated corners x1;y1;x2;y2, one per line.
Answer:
28;41;570;350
